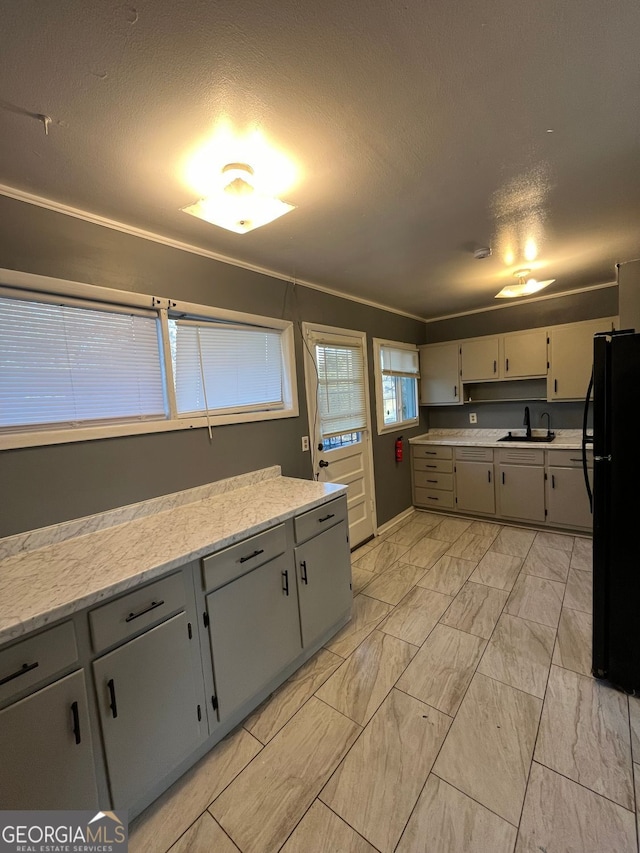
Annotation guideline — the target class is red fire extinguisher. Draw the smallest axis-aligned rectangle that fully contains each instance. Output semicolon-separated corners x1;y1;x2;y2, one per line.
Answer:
395;436;403;463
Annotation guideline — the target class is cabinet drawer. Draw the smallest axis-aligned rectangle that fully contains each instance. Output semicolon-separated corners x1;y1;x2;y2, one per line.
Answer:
202;524;287;592
454;446;494;462
412;445;453;460
548;449;593;468
294;497;348;545
413;458;453;474
414;471;453;491
0;621;78;706
496;448;544;466
414;487;454;509
89;572;185;653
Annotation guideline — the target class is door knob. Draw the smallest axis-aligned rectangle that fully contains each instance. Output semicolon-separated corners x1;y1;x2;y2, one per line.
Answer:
318;459;329;468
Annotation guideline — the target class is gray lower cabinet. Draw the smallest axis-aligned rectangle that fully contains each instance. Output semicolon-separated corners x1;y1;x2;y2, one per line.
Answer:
295;519;352;648
93;612;205;808
0;670;99;809
547;466;593;529
498;463;546;523
454;450;495;515
206;552;302;721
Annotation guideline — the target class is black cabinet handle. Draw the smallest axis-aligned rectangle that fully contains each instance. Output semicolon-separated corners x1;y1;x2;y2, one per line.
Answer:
425;464;437;469
488;469;492;483
505;358;509;372
426;479;437;483
554;378;558;393
71;701;81;745
300;560;308;584
502;471;505;485
239;548;264;564
551;474;556;489
0;660;39;687
453;386;457;397
318;513;335;523
282;570;289;596
427;496;438;501
424;450;437;455
107;679;118;719
493;360;497;373
125;599;165;623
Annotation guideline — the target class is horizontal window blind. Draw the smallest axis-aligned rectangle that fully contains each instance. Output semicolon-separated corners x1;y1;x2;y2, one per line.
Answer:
315;342;367;437
0;296;166;429
172;321;284;415
380;344;419;377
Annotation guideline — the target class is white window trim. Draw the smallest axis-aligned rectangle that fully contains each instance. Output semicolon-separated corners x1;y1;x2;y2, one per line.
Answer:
373;338;420;435
0;269;299;450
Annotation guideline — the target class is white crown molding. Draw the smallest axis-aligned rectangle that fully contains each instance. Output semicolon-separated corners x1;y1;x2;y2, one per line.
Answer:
0;183;425;323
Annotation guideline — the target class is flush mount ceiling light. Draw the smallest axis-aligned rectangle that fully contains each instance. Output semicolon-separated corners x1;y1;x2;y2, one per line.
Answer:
181;162;295;234
495;269;556;299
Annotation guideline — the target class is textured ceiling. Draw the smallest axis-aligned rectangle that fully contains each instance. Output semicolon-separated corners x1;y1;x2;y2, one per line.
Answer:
1;0;639;318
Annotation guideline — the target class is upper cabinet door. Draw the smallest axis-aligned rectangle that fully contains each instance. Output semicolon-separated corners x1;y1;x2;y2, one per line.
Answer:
547;317;618;400
502;329;548;379
418;342;461;406
460;337;500;382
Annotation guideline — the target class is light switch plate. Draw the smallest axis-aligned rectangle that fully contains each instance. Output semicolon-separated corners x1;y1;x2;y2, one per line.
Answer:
301;435;310;451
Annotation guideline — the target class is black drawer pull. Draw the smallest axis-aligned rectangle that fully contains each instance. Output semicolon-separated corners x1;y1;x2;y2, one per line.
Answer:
300;560;308;584
71;701;81;744
426;479;438;483
282;570;289;596
0;661;39;687
425;464;437;469
318;513;335;523
125;599;165;622
239;548;264;564
107;679;118;718
569;457;582;462
427;496;438;501
424;451;437;455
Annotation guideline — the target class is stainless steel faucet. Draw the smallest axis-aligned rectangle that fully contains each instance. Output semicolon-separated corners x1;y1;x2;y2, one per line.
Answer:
523;406;532;438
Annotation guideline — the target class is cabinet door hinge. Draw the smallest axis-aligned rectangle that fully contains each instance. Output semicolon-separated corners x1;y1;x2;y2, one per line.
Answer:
197;704;202;722
203;611;209;629
187;621;193;639
211;695;219;712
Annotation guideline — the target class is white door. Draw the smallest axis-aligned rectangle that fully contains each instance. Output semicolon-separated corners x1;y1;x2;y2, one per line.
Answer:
302;323;376;547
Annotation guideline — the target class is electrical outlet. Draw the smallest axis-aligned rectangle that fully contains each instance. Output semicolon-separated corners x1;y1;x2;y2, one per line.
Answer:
469;412;478;424
301;435;310;451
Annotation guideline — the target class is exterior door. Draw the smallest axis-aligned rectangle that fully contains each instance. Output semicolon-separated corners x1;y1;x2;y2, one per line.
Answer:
302;323;376;547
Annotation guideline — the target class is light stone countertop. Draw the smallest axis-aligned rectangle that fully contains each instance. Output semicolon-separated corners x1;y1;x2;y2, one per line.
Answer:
409;428;586;450
0;468;346;646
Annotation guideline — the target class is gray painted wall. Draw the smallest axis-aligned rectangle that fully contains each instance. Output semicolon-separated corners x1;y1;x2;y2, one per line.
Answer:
0;195;427;537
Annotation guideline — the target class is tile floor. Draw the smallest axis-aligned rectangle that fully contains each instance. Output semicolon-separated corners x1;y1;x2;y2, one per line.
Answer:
129;511;640;853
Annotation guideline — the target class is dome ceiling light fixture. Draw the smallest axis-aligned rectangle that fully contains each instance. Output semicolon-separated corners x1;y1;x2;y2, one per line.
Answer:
181;162;296;234
495;268;556;299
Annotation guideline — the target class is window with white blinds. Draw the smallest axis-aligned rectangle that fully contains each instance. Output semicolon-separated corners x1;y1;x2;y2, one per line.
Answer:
374;339;420;433
315;342;367;438
0;295;166;430
171;319;285;415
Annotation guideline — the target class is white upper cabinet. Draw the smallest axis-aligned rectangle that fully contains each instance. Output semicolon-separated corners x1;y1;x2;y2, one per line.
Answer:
460;337;500;382
501;329;548;379
547;317;618;401
418;342;461;406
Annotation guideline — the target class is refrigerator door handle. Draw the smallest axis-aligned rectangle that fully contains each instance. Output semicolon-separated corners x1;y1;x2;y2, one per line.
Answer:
582;368;594;512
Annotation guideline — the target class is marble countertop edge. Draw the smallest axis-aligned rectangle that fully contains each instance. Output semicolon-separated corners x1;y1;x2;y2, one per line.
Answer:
408;428;585;449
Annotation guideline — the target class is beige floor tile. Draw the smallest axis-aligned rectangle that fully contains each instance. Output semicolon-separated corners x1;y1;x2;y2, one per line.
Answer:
564;567;592;612
397;775;517;853
412;511;444;528
440;581;509;639
469;550;522;591
387;519;434;547
522;542;571;582
397;624;486;715
352;540;410;573
417;555;477;596
379;586;452;646
629;698;640;761
466;520;501;538
316;630;417;725
210;697;360;853
280;801;376;853
477;613;555;698
351;565;375;595
361;562;426;606
244;648;343;743
490;526;536;558
324;594;393;658
535;665;633;809
571;536;593;571
321;689;450;853
516;762;636;853
129;727;262;853
167;813;239;853
505;573;564;628
428;517;471;542
534;530;574;552
403;536;450;570
351;541;375;561
445;531;496;561
553;607;592;676
433;672;541;826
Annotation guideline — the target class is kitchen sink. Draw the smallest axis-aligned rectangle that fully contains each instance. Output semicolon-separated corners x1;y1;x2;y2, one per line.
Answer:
498;431;556;443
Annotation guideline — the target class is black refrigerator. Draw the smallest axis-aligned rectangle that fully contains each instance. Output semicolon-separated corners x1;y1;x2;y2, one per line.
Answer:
586;330;640;693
